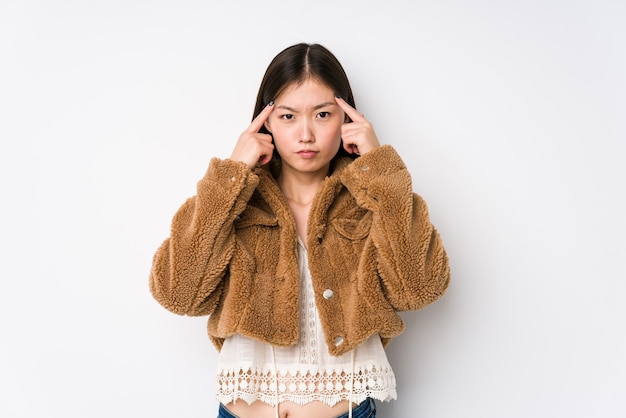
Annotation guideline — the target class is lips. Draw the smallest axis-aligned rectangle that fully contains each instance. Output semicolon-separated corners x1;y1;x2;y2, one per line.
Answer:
297;149;318;158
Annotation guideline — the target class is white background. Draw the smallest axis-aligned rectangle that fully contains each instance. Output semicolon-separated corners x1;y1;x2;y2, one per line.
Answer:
1;0;624;417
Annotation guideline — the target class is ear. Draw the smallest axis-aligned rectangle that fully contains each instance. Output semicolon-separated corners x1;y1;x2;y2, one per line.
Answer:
264;120;272;133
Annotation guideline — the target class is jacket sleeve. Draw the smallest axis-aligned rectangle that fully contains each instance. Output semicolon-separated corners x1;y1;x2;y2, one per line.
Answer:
340;145;450;311
149;158;259;316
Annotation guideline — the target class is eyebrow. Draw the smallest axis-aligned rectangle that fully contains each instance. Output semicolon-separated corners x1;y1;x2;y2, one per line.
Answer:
275;101;337;112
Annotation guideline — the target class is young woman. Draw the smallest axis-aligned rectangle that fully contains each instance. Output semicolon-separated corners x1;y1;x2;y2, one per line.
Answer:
150;43;450;418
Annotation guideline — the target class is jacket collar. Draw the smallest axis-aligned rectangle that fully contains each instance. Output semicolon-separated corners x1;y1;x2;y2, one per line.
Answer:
249;155;355;243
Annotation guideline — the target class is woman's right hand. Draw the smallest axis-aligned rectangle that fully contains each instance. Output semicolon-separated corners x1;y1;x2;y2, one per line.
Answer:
230;102;275;169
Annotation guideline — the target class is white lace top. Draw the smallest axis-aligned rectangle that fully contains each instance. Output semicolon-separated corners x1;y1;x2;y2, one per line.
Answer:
216;238;397;407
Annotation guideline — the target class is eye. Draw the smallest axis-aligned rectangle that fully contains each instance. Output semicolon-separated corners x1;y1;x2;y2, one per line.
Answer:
280;114;294;120
317;111;330;118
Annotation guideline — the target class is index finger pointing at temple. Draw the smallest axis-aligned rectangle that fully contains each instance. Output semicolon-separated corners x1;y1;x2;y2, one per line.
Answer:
334;96;365;122
246;101;275;133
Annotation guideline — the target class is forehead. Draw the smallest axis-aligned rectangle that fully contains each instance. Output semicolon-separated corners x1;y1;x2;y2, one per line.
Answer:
277;78;334;102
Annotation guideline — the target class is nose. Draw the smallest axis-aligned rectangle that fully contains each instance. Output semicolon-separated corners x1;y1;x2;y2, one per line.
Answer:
298;119;314;143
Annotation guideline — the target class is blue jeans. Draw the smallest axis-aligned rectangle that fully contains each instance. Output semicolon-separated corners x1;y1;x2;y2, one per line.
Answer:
218;398;376;418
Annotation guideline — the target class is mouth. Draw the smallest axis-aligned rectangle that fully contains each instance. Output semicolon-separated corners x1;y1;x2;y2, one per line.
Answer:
297;149;318;158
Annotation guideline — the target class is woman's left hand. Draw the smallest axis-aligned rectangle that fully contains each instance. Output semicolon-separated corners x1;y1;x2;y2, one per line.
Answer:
335;96;380;156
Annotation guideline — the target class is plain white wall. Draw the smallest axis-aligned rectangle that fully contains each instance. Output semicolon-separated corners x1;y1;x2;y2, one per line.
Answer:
1;0;624;417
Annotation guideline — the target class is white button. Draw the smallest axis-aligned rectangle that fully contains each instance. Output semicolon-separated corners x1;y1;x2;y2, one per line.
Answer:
360;166;369;171
334;336;344;346
230;176;236;182
323;289;334;299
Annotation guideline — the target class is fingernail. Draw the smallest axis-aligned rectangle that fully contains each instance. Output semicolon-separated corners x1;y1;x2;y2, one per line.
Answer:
334;94;342;99
268;100;274;106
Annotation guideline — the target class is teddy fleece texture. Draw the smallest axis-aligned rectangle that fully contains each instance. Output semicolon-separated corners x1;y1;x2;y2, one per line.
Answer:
150;145;450;356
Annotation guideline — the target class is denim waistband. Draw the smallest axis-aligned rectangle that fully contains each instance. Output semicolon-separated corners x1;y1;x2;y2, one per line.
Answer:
217;398;376;418
337;397;376;418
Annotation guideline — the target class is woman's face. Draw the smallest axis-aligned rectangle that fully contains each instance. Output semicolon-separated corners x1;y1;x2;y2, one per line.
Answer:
265;78;344;177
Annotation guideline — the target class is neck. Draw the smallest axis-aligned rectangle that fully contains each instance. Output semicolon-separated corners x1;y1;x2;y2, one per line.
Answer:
278;170;326;206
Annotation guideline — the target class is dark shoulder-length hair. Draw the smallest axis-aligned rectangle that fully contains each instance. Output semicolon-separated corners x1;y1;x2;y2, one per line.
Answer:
252;43;358;161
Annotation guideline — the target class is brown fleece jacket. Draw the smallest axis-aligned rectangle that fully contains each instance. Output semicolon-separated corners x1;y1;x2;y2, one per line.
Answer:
150;145;450;356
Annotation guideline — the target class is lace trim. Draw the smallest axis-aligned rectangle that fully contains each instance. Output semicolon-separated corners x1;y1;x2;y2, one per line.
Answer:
216;365;397;407
299;237;319;366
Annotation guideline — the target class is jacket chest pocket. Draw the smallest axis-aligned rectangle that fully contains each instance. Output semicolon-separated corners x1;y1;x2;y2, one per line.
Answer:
234;207;280;274
330;215;372;241
327;216;373;284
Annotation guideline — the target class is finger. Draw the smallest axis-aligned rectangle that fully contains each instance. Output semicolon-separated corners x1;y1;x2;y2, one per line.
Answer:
343;141;360;155
258;148;274;166
256;135;275;165
334;95;365;123
246;101;275;133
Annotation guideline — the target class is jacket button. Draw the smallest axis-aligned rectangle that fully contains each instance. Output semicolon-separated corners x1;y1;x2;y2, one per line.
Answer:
360;166;369;171
334;336;344;346
322;289;334;299
230;176;236;182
